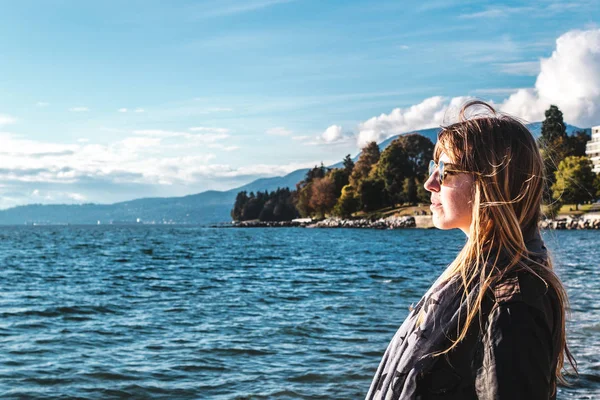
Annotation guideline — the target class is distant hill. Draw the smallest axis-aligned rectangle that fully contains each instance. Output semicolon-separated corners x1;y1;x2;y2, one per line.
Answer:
0;122;587;225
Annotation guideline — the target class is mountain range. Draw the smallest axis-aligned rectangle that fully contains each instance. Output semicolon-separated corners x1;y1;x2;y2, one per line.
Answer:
0;123;588;225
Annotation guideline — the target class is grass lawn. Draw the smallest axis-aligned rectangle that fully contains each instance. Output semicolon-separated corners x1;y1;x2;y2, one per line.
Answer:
556;203;594;216
353;204;431;219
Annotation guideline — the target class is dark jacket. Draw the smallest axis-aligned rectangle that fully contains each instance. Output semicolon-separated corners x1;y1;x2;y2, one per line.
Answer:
416;269;560;400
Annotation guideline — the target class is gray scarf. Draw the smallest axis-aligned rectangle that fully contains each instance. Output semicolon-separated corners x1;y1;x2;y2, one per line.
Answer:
366;231;547;400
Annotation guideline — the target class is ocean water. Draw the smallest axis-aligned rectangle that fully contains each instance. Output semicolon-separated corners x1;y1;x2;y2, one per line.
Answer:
0;226;597;399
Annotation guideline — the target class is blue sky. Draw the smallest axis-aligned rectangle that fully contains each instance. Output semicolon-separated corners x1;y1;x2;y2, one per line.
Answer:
0;0;599;208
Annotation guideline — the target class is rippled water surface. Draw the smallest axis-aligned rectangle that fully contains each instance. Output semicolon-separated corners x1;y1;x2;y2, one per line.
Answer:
0;226;597;399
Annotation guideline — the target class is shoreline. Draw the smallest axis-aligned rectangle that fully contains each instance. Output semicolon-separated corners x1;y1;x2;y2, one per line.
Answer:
228;214;600;230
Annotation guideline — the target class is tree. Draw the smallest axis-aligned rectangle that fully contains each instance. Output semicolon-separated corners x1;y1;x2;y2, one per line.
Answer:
309;176;337;217
540;105;567;145
350;141;380;187
295;184;314;218
375;137;412;205
397;133;435;177
342;154;355;176
241;192;264;220
551;156;596;210
333;185;360;218
567;130;591;157
374;134;433;205
258;199;275;221
358;177;386;211
539;105;569;202
402;177;417;205
298;163;327;189
326;168;349;198
231;191;248;221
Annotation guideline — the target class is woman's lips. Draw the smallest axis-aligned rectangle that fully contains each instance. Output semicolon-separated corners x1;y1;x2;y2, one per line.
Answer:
430;203;442;210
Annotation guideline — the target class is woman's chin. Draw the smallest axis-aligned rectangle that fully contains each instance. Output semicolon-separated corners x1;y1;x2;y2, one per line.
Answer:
431;212;453;230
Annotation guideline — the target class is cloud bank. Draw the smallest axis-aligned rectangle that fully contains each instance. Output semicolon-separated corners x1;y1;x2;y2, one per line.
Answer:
352;28;600;148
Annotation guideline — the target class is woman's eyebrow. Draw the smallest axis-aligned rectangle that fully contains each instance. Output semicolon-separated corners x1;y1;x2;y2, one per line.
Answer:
444;163;461;169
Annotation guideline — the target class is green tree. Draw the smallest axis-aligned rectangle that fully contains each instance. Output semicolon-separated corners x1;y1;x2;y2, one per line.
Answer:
540;105;567;145
402;177;417;205
375;138;412;205
374;134;433;205
231;191;248;221
551;156;596;210
567;130;591;157
342;154;355;176
539;105;569;202
333;185;360;218
241;192;264;220
295;184;314;217
397;133;435;177
326;168;349;198
594;173;600;199
358;177;386;211
350;142;380;187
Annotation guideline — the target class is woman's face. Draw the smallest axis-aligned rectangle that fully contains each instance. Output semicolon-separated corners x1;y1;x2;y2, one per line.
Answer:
424;151;474;235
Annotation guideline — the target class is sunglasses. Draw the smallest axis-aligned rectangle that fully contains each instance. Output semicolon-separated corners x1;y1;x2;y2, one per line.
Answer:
428;160;461;186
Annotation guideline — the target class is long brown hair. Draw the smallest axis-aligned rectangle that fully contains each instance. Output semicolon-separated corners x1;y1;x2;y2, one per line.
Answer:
430;100;576;386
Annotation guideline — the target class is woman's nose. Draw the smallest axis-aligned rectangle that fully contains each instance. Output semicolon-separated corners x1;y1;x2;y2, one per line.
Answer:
424;171;439;193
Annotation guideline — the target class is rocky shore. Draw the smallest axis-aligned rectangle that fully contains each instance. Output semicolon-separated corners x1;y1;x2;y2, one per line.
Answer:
229;214;600;230
539;215;600;230
231;216;416;229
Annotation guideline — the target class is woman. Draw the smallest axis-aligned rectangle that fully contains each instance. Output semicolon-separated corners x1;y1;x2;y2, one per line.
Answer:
366;101;575;399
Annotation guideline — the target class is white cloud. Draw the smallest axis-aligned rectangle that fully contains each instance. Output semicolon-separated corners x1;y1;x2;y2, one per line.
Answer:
356;96;473;147
266;127;292;136
471;88;522;96
321;125;344;143
66;192;86;201
208;143;240;151
69;107;89;112
77;138;90;143
0;114;16;126
133;129;230;144
188;126;230;134
501;28;600;126
118;108;128;113
134;108;145;113
496;61;540;76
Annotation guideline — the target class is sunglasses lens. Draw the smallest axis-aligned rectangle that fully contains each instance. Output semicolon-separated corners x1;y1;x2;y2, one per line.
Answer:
429;160;436;177
439;161;445;185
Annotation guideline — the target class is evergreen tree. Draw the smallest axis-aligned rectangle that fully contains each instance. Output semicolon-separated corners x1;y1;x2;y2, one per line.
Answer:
343;154;355;176
540;105;567;145
539;105;569;202
231;191;249;221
